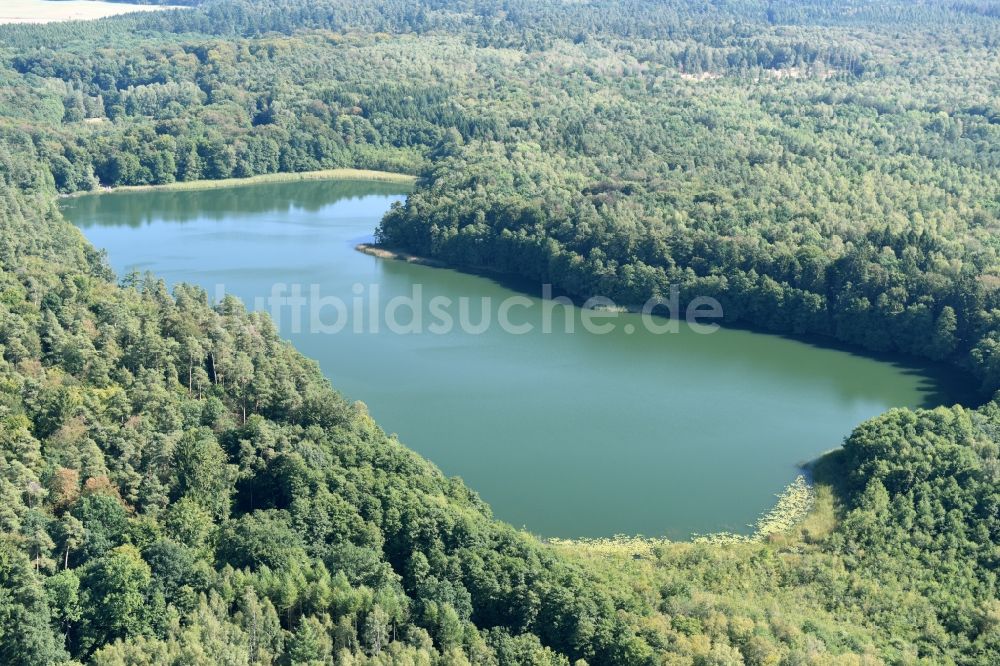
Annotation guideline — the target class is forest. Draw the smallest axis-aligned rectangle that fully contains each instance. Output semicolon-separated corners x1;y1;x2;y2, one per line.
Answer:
0;0;997;664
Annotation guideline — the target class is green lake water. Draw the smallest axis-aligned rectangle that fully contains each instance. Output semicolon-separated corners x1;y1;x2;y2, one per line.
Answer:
63;180;968;538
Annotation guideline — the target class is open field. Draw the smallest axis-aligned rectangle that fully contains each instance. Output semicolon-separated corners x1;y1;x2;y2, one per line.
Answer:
0;0;177;25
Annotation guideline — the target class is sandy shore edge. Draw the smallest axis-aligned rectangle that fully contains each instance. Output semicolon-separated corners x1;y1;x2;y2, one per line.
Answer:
61;168;416;198
355;243;448;268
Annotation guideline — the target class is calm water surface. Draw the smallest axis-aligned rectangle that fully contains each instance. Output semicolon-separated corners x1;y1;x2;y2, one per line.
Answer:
64;180;966;538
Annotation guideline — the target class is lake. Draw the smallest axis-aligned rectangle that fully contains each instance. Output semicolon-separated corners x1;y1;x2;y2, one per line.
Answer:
63;179;967;538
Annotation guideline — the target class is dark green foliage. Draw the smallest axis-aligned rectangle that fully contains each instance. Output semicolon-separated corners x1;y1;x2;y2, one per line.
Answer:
71;495;129;565
0;541;67;665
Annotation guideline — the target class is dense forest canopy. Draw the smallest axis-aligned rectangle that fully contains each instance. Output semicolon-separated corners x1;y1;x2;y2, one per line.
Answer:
0;0;997;664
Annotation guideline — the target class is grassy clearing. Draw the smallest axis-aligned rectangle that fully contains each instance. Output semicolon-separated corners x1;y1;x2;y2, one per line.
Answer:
0;0;177;25
694;475;815;545
548;474;819;558
65;168;417;197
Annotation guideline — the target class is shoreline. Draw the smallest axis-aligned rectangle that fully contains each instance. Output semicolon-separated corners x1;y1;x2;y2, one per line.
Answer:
357;242;979;408
355;243;449;268
62;168;417;198
356;243;519;281
546;475;822;556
